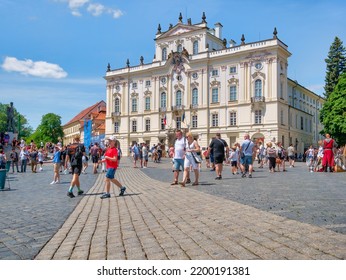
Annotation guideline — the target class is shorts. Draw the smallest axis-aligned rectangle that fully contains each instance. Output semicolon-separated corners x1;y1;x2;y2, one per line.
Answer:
133;154;139;160
231;161;237;167
92;155;99;163
289;155;295;160
214;155;225;164
173;159;184;171
53;163;60;172
144;155;149;162
106;168;116;179
240;155;253;166
184;155;198;170
71;165;82;176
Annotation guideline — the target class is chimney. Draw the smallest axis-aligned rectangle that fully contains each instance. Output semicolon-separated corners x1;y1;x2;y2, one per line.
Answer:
214;22;223;39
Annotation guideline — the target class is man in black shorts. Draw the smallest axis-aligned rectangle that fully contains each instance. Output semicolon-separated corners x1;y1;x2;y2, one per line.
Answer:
66;136;86;198
207;133;229;180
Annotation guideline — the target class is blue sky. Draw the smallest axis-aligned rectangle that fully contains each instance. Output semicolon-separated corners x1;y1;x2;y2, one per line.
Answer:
1;0;345;130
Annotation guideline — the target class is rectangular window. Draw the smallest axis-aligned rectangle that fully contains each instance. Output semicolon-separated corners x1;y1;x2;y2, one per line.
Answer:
132;82;137;89
211;114;219;127
145;80;151;87
212;88;219;103
145;119;150;132
229;85;237;101
230;112;237;126
280;110;284;125
230;66;237;74
211;69;219;76
192;115;198;128
176;117;181;130
145;97;150;111
131;98;137;112
255;110;262;124
114;122;119;133
301;116;304;130
132;120;137;132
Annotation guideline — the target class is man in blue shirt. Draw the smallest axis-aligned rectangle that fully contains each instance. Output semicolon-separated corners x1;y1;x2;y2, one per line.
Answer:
240;133;255;178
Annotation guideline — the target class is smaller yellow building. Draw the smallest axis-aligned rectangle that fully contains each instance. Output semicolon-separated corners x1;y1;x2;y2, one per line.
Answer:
62;101;106;145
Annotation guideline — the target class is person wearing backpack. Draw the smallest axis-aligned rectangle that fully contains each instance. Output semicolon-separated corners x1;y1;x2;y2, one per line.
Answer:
66;135;86;198
90;142;100;174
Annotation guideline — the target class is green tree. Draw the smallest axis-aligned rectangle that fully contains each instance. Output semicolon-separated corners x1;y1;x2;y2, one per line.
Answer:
0;103;33;138
324;37;346;98
320;73;346;145
33;113;64;144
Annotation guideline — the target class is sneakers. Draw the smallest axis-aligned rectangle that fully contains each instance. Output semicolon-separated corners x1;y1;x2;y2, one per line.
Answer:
78;190;84;195
100;193;111;199
119;186;126;196
186;178;191;184
215;176;222;180
67;192;75;198
241;173;246;178
50;181;56;185
248;174;252;178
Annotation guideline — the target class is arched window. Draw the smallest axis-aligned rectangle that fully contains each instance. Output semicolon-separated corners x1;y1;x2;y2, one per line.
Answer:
176;90;182;106
160;92;166;108
115;98;120;113
162;47;167;60
192;88;198;105
193;41;198;55
177;44;183;53
255;79;262;97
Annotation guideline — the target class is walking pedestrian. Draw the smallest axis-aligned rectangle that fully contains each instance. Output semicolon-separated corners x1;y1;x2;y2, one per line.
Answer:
267;142;277;173
100;136;126;199
37;148;44;171
90;143;100;174
179;132;200;187
19;146;28;172
287;143;295;168
239;133;255;178
51;145;61;184
207;133;229;180
66;136;85;198
9;147;19;173
29;147;38;173
171;130;186;185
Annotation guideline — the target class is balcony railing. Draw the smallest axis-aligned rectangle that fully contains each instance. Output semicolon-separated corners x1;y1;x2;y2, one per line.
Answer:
159;107;167;112
251;96;265;103
171;105;185;111
190;104;199;109
111;112;121;117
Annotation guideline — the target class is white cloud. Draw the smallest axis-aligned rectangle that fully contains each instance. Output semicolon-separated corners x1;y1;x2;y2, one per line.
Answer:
1;57;68;79
56;0;123;19
87;3;105;16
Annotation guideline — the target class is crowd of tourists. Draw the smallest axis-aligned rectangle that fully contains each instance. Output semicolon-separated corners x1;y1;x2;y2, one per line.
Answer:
168;130;346;187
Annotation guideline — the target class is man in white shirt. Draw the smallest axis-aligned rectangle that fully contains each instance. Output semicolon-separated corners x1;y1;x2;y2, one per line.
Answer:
171;130;186;185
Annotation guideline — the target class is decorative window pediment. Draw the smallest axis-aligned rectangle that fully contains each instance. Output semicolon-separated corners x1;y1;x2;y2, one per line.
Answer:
131;92;139;98
174;84;185;91
252;72;266;79
144;90;152;96
210;80;221;87
227;78;239;85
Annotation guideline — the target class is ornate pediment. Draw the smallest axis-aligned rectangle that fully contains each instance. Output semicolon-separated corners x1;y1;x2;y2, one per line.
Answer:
174;84;185;91
157;23;204;40
227;78;239;85
144;90;152;96
252;72;266;79
210;80;221;87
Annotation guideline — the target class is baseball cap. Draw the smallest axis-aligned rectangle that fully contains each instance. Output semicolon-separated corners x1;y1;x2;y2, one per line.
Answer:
107;135;117;141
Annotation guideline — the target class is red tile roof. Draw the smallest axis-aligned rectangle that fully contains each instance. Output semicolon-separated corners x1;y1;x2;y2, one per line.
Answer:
64;100;106;126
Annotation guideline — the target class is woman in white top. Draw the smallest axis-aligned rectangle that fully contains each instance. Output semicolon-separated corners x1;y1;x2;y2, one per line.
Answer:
180;132;200;187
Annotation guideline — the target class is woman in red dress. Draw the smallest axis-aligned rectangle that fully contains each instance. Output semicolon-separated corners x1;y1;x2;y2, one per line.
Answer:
322;134;336;172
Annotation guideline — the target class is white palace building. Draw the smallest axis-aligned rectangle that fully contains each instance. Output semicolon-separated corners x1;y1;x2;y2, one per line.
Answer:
104;12;324;155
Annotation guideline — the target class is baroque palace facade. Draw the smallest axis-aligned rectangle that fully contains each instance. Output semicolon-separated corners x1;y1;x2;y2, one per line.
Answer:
105;13;324;155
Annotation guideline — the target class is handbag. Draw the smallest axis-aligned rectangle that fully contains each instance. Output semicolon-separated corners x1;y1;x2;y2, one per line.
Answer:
191;152;202;163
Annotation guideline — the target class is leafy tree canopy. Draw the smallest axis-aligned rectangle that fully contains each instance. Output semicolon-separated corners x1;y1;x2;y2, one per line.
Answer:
30;113;64;144
324;37;346;98
0;102;33;139
320;73;346;145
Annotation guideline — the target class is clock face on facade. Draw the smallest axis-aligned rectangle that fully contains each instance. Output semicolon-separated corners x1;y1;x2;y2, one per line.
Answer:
115;85;120;91
192;72;198;79
255;62;262;70
161;77;166;84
